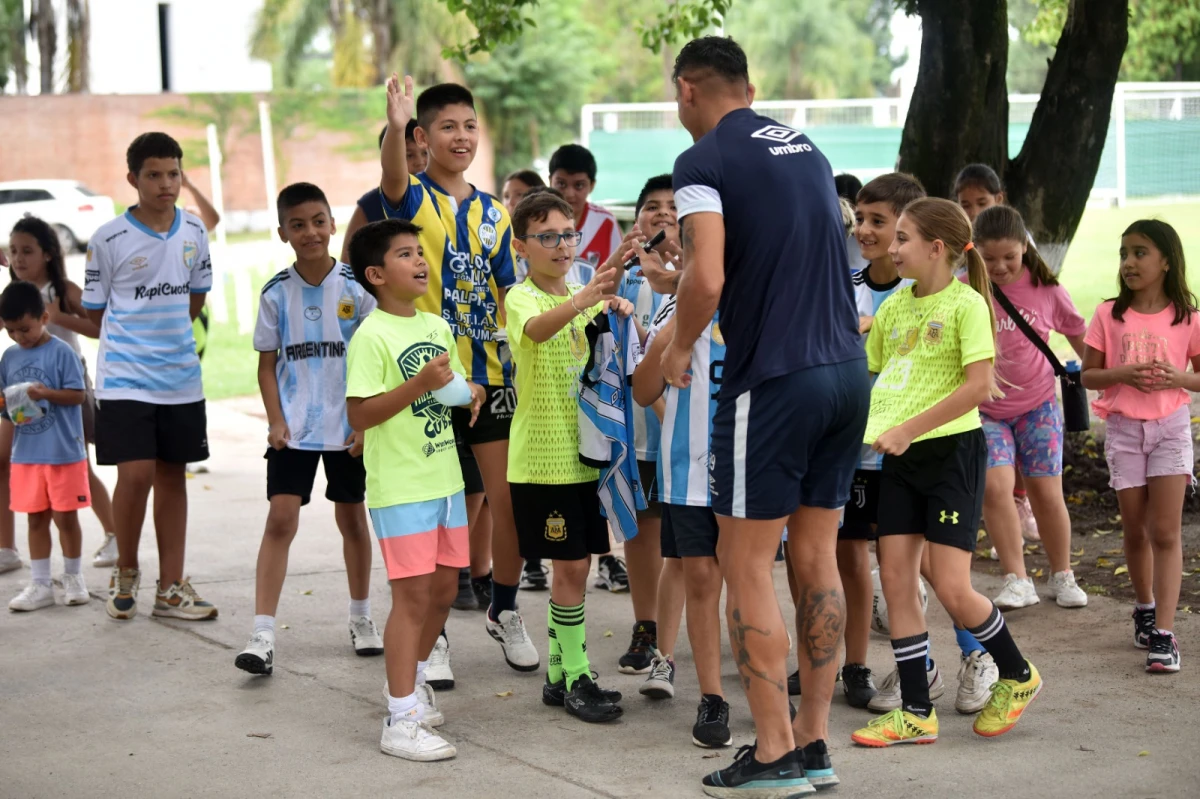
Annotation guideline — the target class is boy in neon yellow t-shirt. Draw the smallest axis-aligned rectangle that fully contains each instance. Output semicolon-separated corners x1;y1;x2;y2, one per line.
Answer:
345;218;484;762
505;191;633;723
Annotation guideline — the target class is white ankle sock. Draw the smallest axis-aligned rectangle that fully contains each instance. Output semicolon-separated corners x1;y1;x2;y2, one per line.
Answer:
1136;601;1156;611
63;557;81;575
253;615;276;635
416;660;428;686
31;558;51;586
388;691;421;723
348;597;370;618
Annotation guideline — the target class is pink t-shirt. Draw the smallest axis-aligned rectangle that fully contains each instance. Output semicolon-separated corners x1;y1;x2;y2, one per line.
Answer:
976;270;1087;420
1083;300;1200;420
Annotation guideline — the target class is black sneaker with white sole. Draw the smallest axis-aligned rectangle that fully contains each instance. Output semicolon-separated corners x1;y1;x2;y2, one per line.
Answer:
1133;606;1156;649
1146;631;1181;673
701;742;814;797
692;694;732;748
520;560;549;591
618;621;657;673
842;663;877;708
543;674;622;706
594;555;629;593
565;674;624;723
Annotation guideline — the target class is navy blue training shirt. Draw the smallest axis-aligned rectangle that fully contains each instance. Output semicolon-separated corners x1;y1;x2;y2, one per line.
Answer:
672;108;864;398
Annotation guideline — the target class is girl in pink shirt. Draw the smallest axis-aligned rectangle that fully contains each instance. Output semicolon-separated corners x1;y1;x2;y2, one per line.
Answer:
1082;219;1198;674
974;207;1089;614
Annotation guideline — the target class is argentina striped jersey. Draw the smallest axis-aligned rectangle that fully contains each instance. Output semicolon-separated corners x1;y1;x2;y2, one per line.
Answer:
619;265;669;460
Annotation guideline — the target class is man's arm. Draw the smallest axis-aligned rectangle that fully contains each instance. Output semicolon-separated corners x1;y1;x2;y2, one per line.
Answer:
380;75;416;206
670;213;725;350
183;172;221;232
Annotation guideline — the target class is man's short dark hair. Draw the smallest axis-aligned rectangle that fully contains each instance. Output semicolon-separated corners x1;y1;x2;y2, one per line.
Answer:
635;174;674;217
416;83;476;130
377;119;421;150
127;132;183;175
276;182;331;225
512;191;574;238
856;173;927;218
504;169;545;189
348;219;422;298
834;173;864;204
672;36;749;85
548;144;597;183
0;280;45;321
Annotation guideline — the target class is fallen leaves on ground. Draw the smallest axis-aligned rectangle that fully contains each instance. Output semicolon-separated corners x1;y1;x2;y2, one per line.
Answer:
1114;565;1129;576
495;690;513;698
247;732;272;739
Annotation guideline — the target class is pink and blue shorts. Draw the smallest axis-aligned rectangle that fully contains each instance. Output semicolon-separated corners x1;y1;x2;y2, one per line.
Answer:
369;491;469;580
980;398;1064;477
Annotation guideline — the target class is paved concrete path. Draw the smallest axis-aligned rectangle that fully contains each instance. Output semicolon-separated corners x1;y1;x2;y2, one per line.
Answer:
1;401;1195;798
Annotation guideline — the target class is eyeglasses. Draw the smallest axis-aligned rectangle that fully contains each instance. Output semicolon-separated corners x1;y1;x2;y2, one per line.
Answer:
517;231;584;249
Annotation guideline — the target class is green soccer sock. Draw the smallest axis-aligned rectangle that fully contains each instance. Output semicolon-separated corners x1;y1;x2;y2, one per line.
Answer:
551;600;590;690
547;602;563;685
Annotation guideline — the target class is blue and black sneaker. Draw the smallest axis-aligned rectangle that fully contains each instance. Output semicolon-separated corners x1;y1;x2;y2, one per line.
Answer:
701;742;815;798
800;740;839;789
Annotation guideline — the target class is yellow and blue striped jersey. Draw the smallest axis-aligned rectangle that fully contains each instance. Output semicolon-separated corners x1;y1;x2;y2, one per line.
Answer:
381;173;517;386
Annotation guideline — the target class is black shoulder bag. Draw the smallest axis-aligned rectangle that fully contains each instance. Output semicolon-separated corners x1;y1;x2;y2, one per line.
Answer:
990;283;1091;433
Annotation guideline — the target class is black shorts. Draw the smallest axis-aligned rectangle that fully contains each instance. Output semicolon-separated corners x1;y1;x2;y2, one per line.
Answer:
511;481;609;561
661;503;719;559
711;360;869;519
637;459;662;519
875;429;986;552
839;469;880;541
95;399;208;465
265;447;366;506
453;385;514;447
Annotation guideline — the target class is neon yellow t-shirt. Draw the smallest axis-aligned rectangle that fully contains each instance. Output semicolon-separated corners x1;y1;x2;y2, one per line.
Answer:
865;279;994;445
345;309;466;507
505;282;601;485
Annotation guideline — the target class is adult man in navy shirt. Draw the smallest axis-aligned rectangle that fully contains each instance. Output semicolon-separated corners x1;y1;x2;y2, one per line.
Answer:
661;36;869;796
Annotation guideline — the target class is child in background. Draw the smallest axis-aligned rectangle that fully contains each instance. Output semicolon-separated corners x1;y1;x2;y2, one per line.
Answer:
954;163;1041;545
505;190;631;722
235;183;381;677
339;119;429;264
853;198;1042;747
6;217;117;569
346;218;485;760
972;205;1089;615
1;281;91;611
1082;220;1198;674
502;170;546;216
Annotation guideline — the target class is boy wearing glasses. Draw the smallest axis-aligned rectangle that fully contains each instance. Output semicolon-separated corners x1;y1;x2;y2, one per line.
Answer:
504;191;634;722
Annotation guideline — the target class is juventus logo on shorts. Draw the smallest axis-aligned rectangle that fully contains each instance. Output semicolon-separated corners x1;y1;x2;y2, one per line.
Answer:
852;484;867;509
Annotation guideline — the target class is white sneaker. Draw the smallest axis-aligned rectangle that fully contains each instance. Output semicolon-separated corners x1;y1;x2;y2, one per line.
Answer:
380;716;456;762
415;683;445;727
426;634;454;690
1015;495;1040;542
59;573;90;605
954;651;999;714
349;615;384;656
0;548;22;574
235;631;275;676
92;534;118;568
994;573;1040;610
867;662;945;712
9;582;55;612
486;609;540;671
1049;570;1088;608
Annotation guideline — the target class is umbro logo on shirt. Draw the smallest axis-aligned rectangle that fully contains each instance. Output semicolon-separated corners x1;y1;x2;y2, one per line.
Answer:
751;125;814;156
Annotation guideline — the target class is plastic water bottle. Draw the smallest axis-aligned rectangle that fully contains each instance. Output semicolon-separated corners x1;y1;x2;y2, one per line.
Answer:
1066;360;1081;374
432;373;472;408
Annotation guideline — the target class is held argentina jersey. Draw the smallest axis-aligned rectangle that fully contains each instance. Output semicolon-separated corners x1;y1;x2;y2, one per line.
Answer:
577;202;622;267
81;208;212;404
672;108;863;397
381;174;517;387
853;267;912;470
645;297;726;507
619;265;669;460
253;261;376;451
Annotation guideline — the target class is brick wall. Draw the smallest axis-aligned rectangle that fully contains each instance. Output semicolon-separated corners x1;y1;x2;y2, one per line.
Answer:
0;93;496;216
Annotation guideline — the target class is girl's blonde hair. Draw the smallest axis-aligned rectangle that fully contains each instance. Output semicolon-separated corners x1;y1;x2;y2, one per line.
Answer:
900;197;1002;396
838;197;855;237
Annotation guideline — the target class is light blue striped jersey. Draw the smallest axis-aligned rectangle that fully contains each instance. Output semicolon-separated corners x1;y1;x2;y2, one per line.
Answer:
253;261;376;451
81;208;212;404
853;266;912;470
513;256;596;287
619;265;668;461
647;296;725;507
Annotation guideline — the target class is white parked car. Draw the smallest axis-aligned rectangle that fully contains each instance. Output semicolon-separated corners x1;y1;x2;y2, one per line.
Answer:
0;180;116;252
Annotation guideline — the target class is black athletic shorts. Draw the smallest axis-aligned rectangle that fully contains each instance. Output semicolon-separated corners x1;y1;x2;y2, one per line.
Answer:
875;429;987;552
460;451;485;495
265;447;366;506
661;503;719;559
839;469;880;541
453;385;513;447
637;459;662;520
511;480;609;561
95;399;208;465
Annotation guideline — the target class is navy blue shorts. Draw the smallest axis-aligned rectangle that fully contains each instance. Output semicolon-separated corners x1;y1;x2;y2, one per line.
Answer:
711;359;869;519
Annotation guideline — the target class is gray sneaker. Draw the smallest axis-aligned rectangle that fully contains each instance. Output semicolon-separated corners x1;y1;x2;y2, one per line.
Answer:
638;652;675;700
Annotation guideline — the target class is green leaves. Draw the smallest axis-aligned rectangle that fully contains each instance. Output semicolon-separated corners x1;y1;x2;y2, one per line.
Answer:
441;0;541;61
636;0;733;54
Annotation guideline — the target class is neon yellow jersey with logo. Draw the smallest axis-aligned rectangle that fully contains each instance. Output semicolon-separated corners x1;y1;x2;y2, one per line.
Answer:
505;282;601;485
380;174;517;388
865;278;994;445
345;309;466;508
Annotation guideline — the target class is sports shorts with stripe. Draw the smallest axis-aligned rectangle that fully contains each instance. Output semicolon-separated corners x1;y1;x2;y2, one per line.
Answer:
368;491;469;580
710;359;869;520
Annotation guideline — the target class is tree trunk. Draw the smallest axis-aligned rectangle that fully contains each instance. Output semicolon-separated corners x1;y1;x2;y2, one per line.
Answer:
67;0;89;93
10;0;29;94
896;0;1009;199
1005;0;1129;272
369;0;391;85
32;0;56;94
